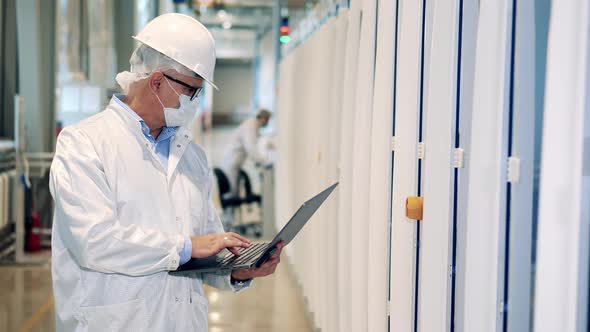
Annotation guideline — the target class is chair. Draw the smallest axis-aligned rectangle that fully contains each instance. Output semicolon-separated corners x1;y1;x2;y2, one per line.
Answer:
213;168;243;210
213;168;263;237
237;170;263;237
239;169;262;205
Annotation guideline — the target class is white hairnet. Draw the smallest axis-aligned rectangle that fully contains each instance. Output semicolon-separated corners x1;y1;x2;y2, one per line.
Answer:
115;44;198;94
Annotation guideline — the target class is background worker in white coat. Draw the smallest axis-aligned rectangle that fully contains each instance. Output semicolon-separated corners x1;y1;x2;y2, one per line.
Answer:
221;109;273;195
49;13;283;332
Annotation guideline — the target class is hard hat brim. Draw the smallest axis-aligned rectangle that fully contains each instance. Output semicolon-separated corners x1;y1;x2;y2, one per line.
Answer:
132;35;219;91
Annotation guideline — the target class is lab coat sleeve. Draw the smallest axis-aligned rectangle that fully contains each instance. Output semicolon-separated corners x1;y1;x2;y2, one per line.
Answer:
200;170;252;292
50;128;185;276
241;122;270;165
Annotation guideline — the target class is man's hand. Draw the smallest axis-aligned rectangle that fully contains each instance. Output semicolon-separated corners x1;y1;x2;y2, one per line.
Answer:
191;232;251;258
231;241;285;281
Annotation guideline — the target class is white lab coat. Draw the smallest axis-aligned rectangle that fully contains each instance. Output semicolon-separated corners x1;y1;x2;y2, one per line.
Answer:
50;97;246;332
220;118;270;194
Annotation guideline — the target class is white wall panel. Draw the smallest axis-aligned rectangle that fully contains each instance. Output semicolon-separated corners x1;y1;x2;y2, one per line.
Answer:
337;4;361;332
302;18;339;329
463;0;513;330
324;15;348;332
276;51;297;258
418;0;459;330
534;1;590;330
274;2;579;331
293;29;318;319
452;1;478;330
350;0;377;330
389;0;425;330
505;0;536;331
366;0;397;330
275;11;350;332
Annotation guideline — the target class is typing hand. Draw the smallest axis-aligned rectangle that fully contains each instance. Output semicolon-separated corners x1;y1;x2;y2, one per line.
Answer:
231;241;284;280
190;232;251;258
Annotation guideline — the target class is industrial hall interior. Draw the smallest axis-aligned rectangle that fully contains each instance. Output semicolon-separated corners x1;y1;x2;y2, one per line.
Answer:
1;0;589;331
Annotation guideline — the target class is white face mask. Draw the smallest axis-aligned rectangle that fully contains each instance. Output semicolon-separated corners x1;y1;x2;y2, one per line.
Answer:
152;77;199;127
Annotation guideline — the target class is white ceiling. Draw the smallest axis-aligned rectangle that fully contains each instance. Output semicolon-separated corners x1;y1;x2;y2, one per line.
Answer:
178;0;317;59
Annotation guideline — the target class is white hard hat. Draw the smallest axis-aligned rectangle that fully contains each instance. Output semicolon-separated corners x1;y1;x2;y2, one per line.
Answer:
133;13;218;90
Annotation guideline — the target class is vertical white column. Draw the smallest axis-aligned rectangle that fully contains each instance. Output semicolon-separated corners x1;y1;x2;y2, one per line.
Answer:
276;52;297;260
389;0;424;330
323;16;348;331
452;1;479;329
350;0;377;330
337;4;362;332
462;0;513;330
296;33;318;321
330;15;348;331
418;0;460;331
505;0;536;331
367;0;397;330
534;1;590;331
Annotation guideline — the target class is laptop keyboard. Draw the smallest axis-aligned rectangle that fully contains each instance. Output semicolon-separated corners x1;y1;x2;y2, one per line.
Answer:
220;242;270;267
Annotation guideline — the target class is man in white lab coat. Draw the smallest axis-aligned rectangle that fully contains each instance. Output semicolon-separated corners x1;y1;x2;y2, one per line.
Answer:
221;109;273;195
50;14;283;332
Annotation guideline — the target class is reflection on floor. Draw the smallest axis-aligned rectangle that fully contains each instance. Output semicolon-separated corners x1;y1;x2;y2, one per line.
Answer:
0;126;312;332
205;261;312;332
0;254;54;332
0;259;311;332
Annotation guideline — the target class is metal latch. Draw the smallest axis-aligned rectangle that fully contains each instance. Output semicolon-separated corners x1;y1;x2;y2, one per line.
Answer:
417;142;425;160
453;148;464;168
507;156;520;183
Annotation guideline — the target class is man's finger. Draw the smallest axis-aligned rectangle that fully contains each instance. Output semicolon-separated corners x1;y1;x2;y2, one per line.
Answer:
224;237;249;249
271;248;282;259
268;254;280;263
228;247;241;256
262;257;279;268
268;255;279;262
227;232;251;244
272;242;285;256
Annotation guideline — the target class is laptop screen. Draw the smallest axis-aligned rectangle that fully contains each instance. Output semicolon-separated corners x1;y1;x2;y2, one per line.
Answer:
268;182;339;249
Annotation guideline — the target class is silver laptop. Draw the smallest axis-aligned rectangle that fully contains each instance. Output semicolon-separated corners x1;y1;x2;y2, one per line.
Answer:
171;182;338;274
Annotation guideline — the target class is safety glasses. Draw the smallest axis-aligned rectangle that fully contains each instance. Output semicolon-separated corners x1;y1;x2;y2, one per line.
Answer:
163;73;203;101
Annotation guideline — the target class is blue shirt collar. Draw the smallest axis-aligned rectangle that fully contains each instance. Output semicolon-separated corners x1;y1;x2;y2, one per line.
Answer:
113;94;178;142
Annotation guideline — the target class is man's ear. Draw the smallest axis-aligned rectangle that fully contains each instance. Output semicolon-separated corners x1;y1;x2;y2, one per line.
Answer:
148;72;164;92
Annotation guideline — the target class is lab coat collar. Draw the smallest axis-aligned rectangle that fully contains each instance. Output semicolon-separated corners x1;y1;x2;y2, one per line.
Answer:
167;127;192;181
108;95;193;140
107;96;194;181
